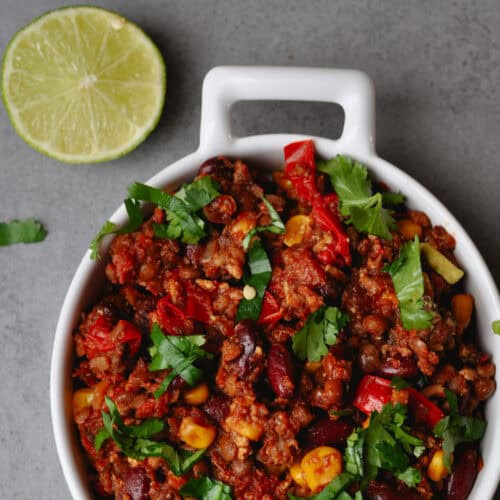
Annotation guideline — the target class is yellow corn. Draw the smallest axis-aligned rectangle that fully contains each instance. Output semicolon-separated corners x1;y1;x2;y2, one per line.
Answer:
72;388;94;416
397;219;423;240
305;361;322;373
301;446;343;492
290;462;307;488
451;294;474;331
179;416;216;449
427;449;452;482
284;215;311;247
184;383;209;405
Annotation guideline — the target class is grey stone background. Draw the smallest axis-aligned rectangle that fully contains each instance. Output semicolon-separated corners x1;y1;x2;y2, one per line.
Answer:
0;0;499;498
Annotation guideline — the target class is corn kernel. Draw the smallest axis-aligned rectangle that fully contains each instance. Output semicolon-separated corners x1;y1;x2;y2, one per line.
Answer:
290;462;307;488
72;388;94;415
179;416;216;449
305;361;322;373
273;171;293;191
301;446;343;492
284;215;311;247
397;219;423;240
233;420;263;441
451;294;474;331
184;383;210;405
427;449;452;482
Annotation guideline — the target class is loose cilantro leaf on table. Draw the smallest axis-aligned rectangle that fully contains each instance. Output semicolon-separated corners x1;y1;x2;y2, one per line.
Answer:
89;199;143;259
318;155;401;239
433;389;487;470
288;472;357;500
148;323;213;398
345;403;424;488
384;236;433;330
242;196;285;249
0;218;47;247
236;237;273;321
292;306;349;362
180;476;233;500
95;396;204;475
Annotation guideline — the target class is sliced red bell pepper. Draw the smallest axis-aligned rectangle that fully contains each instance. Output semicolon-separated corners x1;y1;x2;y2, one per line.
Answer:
258;291;282;327
284;140;318;204
408;387;444;428
354;375;445;428
157;295;188;335
354;375;393;414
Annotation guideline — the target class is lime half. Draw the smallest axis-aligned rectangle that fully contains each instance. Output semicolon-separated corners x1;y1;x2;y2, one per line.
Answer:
1;6;166;163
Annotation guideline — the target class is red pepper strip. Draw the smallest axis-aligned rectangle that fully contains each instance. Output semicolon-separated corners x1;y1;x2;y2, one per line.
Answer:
354;375;445;428
408;388;444;428
118;320;142;356
184;281;214;323
353;375;393;414
157;296;188;335
284;140;318;204
311;195;351;267
258;291;283;327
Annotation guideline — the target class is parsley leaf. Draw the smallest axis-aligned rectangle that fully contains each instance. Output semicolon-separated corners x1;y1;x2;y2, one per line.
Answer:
381;191;405;207
384;236;433;330
242;196;285;249
128;179;220;245
236;238;273;321
345;403;424;488
180;476;233;500
95;396;205;475
89;199;143;259
0;218;47;247
318;155;398;239
491;320;500;335
292;306;349;362
148;324;212;398
288;472;356;500
433;389;487;470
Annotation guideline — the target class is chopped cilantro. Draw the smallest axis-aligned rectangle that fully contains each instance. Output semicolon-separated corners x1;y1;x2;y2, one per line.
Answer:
148;324;213;398
236;238;273;321
95;396;204;475
288;472;356;500
180;476;233;500
292;306;349;362
492;320;500;335
384;236;433;330
345;403;424;488
318;156;399;239
89;198;143;259
433;389;486;470
243;196;285;249
0;218;46;247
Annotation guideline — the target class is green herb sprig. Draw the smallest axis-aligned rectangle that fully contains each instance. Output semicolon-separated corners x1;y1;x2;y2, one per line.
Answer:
0;218;47;246
180;476;233;500
242;196;285;249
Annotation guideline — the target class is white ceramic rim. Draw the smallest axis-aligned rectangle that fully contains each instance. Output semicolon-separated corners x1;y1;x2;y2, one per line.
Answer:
50;66;500;500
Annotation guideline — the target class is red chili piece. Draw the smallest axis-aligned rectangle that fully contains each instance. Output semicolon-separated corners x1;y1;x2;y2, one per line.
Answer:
258;291;282;327
157;296;187;335
408;387;444;428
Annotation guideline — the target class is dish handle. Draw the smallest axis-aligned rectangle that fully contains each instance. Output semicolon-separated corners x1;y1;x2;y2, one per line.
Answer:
199;65;375;155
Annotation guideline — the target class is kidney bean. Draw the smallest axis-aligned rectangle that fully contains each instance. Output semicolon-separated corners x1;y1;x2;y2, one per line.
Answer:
358;343;381;373
234;321;258;378
123;467;150;500
198;157;234;186
365;481;421;500
301;417;353;448
378;355;418;378
203;392;230;425
267;343;296;398
446;448;479;500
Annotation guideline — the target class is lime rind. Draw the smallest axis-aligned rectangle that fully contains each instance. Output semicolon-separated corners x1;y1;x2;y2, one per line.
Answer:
1;5;166;164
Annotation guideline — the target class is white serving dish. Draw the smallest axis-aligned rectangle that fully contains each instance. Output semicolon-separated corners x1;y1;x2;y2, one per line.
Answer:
50;66;500;499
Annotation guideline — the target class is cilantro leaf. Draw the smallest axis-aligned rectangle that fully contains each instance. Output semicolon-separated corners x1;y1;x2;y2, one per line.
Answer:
89;198;143;260
0;218;47;247
492;320;500;335
288;472;356;500
381;191;405;207
318;156;398;239
384;236;433;330
243;196;285;249
236;238;273;321
148;324;212;398
345;403;424;489
175;176;222;211
94;397;204;475
292;306;349;362
433;389;487;470
180;476;233;500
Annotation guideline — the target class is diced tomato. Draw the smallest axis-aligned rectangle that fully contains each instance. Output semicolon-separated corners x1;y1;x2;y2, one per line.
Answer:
184;281;214;323
117;320;142;356
84;316;115;359
258;291;282;327
354;375;393;414
284;140;318;204
408;388;444;428
157;296;188;335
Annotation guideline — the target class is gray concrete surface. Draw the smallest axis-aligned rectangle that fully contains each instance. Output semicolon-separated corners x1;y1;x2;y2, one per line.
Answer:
1;0;499;498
